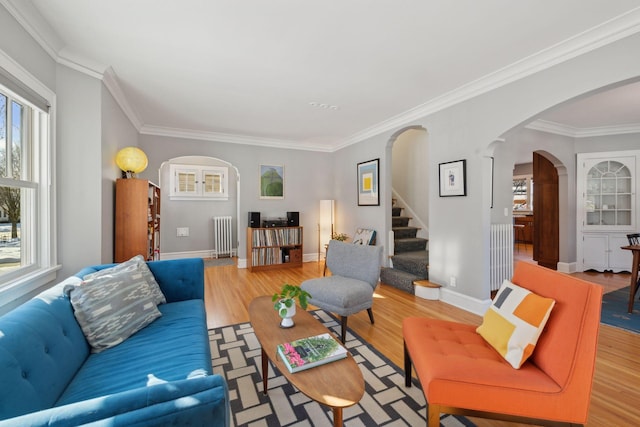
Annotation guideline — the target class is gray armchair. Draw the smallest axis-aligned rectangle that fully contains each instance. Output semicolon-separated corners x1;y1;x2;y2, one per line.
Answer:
301;240;383;343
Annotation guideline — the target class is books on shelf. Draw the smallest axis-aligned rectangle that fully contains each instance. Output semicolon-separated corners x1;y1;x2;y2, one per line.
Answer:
277;333;348;373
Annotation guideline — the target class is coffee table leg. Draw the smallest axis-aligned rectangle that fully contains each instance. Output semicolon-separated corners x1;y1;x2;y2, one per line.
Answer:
261;347;268;395
333;407;342;427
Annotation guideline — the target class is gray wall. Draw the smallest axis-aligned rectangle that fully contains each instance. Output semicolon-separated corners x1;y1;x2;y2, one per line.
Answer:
158;155;238;256
3;3;640;315
56;64;103;278
101;84;139;263
139;134;334;261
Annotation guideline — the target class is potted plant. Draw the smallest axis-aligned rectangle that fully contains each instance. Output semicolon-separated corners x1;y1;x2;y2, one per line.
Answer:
332;232;349;242
272;283;311;328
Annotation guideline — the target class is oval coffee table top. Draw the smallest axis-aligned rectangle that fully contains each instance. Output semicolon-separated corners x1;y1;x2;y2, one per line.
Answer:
249;295;365;409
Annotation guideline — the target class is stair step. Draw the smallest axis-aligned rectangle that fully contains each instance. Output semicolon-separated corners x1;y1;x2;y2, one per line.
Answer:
391;207;402;217
390;250;428;277
392;226;419;239
380;267;421;294
394;237;428;253
392;216;411;227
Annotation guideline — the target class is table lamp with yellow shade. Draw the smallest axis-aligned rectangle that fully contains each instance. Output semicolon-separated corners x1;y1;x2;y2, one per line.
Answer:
116;147;148;178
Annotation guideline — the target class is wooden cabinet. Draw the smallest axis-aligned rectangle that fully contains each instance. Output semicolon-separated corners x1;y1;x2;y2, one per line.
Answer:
577;151;639;272
115;178;161;262
246;227;303;272
514;215;534;244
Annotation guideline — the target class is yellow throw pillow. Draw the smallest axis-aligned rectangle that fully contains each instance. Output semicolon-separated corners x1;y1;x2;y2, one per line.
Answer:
476;279;555;369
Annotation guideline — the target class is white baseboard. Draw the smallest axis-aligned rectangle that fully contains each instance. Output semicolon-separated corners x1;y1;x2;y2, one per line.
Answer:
439;287;491;316
237;253;316;269
557;262;576;273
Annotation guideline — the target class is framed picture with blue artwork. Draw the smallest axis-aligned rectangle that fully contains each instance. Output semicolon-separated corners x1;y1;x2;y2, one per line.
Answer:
357;158;379;206
439;159;467;197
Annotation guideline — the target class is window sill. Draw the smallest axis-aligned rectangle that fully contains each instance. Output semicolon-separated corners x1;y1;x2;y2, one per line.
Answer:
0;265;61;315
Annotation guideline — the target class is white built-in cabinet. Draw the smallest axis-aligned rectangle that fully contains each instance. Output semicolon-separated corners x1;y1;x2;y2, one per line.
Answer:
577;150;638;272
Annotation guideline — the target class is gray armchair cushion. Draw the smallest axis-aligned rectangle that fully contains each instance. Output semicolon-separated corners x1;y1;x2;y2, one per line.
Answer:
301;240;383;317
301;276;374;316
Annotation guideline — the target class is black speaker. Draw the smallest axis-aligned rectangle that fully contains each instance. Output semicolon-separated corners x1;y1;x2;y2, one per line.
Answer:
248;212;260;228
287;211;299;227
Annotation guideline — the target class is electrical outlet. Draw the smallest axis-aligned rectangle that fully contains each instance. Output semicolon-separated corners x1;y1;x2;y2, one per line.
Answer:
177;227;189;237
449;276;457;287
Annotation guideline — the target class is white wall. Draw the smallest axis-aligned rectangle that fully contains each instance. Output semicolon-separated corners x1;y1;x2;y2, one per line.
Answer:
391;128;429;235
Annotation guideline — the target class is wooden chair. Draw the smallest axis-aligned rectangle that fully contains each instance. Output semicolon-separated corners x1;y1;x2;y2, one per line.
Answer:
302;240;382;343
403;262;603;426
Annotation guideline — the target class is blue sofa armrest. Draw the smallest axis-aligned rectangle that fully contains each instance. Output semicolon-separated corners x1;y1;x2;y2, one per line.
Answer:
76;258;205;303
0;375;229;427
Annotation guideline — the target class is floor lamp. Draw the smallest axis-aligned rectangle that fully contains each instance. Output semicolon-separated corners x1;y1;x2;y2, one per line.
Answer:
319;200;335;261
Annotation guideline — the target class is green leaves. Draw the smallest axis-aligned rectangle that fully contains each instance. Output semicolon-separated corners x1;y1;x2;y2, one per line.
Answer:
272;283;311;310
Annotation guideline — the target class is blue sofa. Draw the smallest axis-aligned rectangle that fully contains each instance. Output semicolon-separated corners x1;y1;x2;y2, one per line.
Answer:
0;258;229;426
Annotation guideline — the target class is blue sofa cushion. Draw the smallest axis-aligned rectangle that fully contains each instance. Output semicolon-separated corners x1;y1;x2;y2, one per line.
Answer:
56;299;212;406
0;278;89;419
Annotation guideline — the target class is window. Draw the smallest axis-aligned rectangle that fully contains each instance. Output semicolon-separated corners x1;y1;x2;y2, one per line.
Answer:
170;164;228;200
513;174;534;212
0;74;55;304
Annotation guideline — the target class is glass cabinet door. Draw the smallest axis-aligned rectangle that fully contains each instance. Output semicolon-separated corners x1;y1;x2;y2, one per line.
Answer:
584;158;634;229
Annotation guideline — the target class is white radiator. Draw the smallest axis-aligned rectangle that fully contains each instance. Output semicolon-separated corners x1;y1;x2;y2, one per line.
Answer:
213;216;233;258
490;223;514;292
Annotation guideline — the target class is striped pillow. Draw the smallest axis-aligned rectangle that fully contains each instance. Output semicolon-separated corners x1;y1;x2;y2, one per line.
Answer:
65;268;162;353
476;279;555;369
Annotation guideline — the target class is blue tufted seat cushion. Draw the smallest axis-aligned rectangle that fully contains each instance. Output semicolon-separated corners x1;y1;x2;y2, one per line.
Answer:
0;278;90;419
55;299;211;405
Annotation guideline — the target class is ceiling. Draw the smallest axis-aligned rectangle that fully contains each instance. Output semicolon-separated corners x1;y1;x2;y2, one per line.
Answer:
8;1;640;151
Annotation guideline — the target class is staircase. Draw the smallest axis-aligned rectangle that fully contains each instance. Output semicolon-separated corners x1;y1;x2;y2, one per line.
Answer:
379;204;429;294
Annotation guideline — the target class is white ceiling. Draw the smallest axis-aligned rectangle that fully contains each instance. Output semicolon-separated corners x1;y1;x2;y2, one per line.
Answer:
8;0;640;151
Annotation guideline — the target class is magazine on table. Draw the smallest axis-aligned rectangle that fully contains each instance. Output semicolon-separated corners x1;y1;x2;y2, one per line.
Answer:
277;333;348;373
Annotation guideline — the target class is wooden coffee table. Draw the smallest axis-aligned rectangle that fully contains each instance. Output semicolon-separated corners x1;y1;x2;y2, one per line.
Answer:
249;295;364;426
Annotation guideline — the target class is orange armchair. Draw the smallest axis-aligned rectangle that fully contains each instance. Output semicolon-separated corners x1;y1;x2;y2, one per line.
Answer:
403;262;603;426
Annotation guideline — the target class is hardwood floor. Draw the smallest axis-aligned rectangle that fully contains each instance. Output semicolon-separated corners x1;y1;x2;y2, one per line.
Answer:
204;259;640;426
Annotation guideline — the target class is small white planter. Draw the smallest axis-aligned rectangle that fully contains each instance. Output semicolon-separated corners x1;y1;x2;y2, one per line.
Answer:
277;299;296;328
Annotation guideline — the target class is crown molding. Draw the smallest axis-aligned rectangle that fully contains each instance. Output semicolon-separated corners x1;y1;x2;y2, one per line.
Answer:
140;125;334;152
338;6;640;149
102;67;143;131
527;119;640;137
1;0;62;60
7;2;640;151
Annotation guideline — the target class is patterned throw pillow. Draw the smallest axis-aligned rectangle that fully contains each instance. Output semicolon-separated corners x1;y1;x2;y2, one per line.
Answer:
476;279;555;369
84;255;166;305
65;268;162;352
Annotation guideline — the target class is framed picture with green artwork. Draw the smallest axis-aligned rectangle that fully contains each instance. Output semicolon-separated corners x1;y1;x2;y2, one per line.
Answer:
260;164;284;199
357;158;379;206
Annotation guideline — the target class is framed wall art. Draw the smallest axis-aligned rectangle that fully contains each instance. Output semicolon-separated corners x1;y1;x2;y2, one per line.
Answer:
439;159;467;197
357;158;379;206
259;164;284;199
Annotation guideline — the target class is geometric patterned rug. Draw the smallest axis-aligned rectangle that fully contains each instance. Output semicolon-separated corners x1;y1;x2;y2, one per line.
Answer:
209;309;476;426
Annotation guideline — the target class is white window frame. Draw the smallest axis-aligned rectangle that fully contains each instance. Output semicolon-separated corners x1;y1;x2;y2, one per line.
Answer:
0;51;57;313
170;164;228;200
